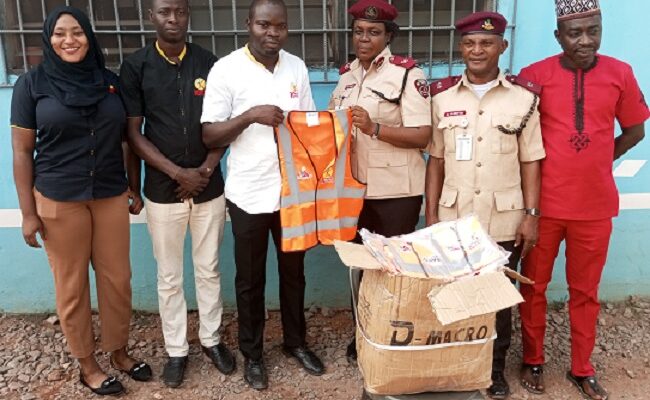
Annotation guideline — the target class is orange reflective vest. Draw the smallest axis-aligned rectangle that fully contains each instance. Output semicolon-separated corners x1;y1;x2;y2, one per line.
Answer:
275;109;366;252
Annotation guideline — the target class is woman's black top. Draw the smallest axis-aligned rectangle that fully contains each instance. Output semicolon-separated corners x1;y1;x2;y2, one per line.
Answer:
11;66;127;202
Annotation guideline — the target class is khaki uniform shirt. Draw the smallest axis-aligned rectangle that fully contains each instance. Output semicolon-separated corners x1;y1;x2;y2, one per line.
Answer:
429;72;545;241
328;47;432;199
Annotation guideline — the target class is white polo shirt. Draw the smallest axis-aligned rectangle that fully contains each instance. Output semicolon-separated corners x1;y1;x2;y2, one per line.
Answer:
201;45;315;214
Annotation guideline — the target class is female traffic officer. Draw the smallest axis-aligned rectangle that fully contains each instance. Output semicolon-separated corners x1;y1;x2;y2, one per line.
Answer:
11;6;150;396
328;0;432;362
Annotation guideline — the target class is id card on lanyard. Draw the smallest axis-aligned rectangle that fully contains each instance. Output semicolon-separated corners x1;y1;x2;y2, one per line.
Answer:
456;134;473;161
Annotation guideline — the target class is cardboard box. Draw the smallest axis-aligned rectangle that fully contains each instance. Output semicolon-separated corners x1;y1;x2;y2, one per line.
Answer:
334;241;524;396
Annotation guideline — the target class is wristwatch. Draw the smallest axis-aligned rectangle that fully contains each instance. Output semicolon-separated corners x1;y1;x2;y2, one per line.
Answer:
524;207;541;217
371;123;381;140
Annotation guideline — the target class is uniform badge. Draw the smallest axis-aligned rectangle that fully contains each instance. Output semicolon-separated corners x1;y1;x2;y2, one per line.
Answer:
482;19;495;31
444;110;467;117
506;74;542;95
374;57;385;69
364;6;378;20
290;83;299;99
194;78;206;96
389;55;416;69
108;84;117;94
430;76;461;96
414;79;430;98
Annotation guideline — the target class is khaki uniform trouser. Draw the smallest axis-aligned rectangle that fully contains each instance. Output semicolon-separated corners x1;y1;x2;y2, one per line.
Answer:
35;190;132;358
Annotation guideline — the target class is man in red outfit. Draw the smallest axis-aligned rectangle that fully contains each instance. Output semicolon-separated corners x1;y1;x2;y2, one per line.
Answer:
517;1;649;399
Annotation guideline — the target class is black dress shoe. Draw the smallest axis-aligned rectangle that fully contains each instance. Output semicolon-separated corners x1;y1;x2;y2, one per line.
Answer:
202;343;236;375
162;356;188;388
346;338;357;365
244;358;268;390
282;345;325;376
79;374;124;396
110;357;153;382
487;371;510;399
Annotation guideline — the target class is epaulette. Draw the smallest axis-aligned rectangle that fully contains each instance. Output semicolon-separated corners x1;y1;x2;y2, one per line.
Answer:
389;55;416;70
429;76;461;96
339;62;351;75
506;74;542;95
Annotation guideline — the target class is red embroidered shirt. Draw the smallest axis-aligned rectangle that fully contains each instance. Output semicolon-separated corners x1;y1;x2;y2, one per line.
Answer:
520;54;649;220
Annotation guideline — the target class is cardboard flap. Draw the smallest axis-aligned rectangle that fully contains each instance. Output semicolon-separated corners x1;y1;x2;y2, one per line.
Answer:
503;268;535;285
428;272;523;325
333;240;383;270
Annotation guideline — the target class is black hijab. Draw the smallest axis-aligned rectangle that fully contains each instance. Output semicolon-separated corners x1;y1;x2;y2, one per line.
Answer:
41;6;107;108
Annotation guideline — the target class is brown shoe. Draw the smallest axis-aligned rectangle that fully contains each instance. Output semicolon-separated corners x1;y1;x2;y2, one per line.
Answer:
566;372;608;400
520;364;544;394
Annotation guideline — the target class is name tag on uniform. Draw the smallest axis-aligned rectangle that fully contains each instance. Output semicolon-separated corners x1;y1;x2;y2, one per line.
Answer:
456;134;473;161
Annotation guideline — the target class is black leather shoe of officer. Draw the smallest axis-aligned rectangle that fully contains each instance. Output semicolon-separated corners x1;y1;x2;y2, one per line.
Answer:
202;343;235;375
244;358;268;390
487;370;510;399
282;345;325;376
162;356;188;388
346;338;357;365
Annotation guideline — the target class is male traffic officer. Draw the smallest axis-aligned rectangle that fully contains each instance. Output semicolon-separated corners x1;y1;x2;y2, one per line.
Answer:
119;0;234;388
425;12;545;400
201;0;324;391
518;1;648;399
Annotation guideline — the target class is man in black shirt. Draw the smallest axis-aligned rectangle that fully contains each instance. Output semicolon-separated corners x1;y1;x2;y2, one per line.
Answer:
119;0;233;388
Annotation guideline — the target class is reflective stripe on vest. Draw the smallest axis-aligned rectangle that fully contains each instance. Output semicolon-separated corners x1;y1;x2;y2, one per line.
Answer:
275;109;366;252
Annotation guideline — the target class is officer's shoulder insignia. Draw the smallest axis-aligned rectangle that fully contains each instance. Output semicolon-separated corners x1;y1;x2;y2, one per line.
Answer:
414;79;430;98
506;74;542;95
389;55;416;70
339;62;352;75
429;76;461;96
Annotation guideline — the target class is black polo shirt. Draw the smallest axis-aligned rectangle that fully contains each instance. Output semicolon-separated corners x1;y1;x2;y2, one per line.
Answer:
10;67;127;201
119;42;224;204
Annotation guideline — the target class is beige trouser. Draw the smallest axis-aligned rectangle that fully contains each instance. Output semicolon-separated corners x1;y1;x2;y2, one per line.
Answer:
145;195;226;357
35;190;132;358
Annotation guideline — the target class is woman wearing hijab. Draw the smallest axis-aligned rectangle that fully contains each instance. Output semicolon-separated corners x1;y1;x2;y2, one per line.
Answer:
11;6;150;396
328;0;432;362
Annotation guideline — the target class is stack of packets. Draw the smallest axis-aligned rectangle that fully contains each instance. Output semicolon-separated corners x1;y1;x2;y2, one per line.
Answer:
359;214;510;281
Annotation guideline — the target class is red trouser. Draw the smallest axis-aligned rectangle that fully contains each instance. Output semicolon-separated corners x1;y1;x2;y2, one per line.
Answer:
520;216;612;377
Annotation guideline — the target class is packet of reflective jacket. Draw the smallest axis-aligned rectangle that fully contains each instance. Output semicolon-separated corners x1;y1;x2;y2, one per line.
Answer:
359;214;510;281
358;230;401;275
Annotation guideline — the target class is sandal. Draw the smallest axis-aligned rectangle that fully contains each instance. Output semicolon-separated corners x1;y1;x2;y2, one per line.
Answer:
110;357;153;382
520;364;545;394
566;371;608;400
79;373;124;396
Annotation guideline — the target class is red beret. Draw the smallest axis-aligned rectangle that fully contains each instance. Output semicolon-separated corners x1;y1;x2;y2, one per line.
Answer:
455;11;507;36
348;0;398;22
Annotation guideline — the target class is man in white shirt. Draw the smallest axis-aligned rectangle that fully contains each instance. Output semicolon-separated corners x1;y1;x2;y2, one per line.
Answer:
201;0;324;390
